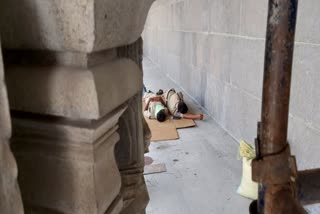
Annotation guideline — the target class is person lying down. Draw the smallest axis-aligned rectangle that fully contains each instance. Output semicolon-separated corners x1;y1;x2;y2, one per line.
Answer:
143;88;204;122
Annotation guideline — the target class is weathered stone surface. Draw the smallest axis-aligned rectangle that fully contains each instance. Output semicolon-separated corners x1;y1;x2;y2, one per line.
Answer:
295;0;320;43
223;85;261;143
0;1;154;214
11;106;126;214
117;38;151;152
0;41;24;214
209;0;241;34
0;44;11;138
172;1;186;31
5;59;142;120
204;72;226;123
290;45;317;124
116;94;149;214
184;0;209;32
94;0;155;52
0;0;155;52
117;39;150;213
229;37;265;98
116;95;144;171
240;0;268;38
288;116;320;170
118;38;143;70
207;34;234;83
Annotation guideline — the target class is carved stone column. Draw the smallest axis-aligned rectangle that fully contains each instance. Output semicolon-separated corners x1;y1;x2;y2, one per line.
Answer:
0;41;24;214
116;94;149;214
116;38;151;214
5;55;143;214
0;0;154;213
117;38;152;153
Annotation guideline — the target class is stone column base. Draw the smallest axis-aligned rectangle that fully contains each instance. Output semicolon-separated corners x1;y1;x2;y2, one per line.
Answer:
11;107;127;214
120;171;149;214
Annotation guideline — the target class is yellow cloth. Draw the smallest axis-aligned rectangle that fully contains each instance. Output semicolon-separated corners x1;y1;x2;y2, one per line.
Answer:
239;140;256;159
237;140;258;200
237;157;258;200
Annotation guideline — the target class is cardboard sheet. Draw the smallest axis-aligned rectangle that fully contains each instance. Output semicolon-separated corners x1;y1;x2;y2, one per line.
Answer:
143;100;196;142
145;117;178;141
173;118;196;129
144;115;196;142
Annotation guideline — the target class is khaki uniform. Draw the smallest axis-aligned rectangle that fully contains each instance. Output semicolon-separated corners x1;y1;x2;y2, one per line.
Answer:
163;89;184;118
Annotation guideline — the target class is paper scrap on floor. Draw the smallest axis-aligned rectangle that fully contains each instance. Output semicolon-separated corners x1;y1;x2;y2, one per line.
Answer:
144;163;167;175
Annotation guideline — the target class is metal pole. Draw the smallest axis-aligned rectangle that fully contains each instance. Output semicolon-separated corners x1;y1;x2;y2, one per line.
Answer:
251;0;306;213
261;0;297;157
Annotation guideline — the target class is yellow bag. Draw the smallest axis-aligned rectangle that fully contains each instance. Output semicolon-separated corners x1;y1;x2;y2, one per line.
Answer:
239;140;255;159
237;140;258;200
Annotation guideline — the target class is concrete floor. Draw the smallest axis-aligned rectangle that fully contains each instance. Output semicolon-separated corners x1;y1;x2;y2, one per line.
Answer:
143;58;320;214
143;58;251;214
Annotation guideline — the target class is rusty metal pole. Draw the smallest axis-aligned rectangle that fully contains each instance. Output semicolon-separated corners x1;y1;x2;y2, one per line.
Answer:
260;0;297;158
251;0;307;213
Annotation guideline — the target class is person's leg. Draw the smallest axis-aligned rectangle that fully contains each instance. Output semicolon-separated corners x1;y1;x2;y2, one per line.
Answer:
163;88;175;104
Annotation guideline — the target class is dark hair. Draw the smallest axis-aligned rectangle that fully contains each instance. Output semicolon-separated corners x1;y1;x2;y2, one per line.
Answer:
178;102;188;114
156;89;164;96
156;110;166;122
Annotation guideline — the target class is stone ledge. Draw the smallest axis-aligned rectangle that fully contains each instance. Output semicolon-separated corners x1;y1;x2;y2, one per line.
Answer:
5;59;142;120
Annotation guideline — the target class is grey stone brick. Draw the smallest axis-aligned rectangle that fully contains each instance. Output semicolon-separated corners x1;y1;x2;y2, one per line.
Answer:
184;0;209;32
209;0;241;34
223;85;261;143
290;44;319;124
289;116;320;170
208;35;236;83
240;0;268;38
172;1;186;31
296;0;320;44
229;37;265;99
204;72;226;124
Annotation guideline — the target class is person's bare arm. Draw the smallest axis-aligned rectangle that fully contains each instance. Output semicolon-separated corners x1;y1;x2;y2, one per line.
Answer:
148;96;166;106
144;99;152;111
159;97;166;107
183;113;204;120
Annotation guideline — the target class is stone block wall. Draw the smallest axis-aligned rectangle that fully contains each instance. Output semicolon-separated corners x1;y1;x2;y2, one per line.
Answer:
143;0;320;170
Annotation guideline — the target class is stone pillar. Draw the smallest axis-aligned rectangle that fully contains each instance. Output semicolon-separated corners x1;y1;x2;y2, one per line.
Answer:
0;1;155;213
5;55;143;214
116;94;149;214
117;37;152;153
0;41;24;214
116;38;151;214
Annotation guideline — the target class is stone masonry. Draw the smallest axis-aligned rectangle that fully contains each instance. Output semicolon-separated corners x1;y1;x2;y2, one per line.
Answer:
0;41;24;214
0;0;154;213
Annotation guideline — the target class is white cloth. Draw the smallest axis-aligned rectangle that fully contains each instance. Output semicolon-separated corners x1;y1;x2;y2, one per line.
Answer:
143;92;166;119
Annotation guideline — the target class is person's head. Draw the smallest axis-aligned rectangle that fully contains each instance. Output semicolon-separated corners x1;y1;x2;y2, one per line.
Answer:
178;102;188;114
156;109;167;122
156;89;164;96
